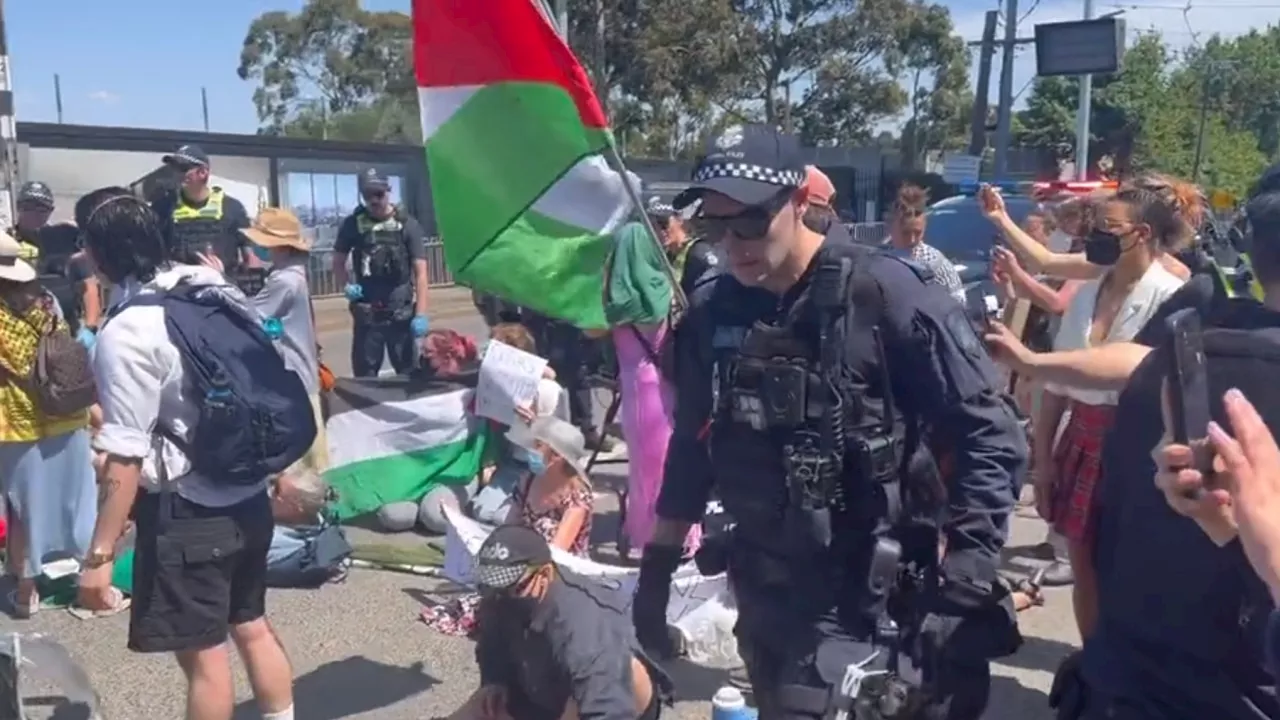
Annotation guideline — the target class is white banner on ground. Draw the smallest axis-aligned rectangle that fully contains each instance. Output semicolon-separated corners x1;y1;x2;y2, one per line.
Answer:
441;505;741;667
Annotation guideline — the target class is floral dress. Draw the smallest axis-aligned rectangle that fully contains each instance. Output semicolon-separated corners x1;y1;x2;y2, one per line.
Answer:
421;477;594;636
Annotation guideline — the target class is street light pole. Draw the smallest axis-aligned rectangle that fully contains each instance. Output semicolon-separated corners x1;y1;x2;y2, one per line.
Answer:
0;0;17;229
1073;0;1095;180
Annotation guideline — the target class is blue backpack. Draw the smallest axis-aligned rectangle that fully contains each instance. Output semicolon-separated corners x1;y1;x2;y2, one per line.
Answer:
125;281;317;485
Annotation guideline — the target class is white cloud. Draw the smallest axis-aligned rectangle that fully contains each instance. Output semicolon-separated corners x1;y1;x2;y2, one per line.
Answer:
950;0;1280;109
87;90;119;105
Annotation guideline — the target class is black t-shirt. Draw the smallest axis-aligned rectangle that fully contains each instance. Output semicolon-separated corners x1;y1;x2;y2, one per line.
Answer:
1084;270;1279;718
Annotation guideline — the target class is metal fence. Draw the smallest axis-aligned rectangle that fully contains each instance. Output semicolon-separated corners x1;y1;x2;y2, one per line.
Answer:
308;238;454;297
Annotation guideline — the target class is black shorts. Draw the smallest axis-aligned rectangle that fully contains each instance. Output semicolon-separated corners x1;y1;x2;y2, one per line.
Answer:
128;489;274;654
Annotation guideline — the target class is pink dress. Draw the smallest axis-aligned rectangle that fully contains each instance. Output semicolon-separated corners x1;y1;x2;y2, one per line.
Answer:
614;323;701;554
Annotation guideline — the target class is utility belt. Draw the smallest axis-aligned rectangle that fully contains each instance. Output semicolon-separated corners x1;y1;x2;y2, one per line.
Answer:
350;297;412;325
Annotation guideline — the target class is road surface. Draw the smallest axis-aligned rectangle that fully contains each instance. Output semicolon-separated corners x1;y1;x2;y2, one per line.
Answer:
5;301;1078;719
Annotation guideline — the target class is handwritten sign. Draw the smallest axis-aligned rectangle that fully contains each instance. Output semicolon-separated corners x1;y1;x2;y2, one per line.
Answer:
441;506;739;665
474;340;548;426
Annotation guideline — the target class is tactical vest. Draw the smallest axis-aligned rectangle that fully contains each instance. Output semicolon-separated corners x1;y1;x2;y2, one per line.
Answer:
1211;255;1265;301
352;208;410;300
170;188;230;264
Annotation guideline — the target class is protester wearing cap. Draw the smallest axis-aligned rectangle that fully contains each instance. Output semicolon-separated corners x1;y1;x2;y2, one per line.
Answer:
635;123;1022;717
0;228;99;619
801;165;837;234
446;523;673;720
241;207;327;473
332;167;432;377
152;143;254;289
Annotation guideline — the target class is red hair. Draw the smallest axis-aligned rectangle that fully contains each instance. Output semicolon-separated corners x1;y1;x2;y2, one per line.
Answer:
420;329;479;376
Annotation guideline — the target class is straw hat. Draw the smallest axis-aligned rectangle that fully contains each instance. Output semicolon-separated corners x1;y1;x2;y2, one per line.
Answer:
0;230;36;283
240;207;311;252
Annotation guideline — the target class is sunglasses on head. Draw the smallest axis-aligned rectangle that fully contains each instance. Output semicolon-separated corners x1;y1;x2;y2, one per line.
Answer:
697;188;794;241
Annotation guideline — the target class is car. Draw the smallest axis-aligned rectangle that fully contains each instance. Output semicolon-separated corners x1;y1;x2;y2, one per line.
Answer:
924;193;1039;288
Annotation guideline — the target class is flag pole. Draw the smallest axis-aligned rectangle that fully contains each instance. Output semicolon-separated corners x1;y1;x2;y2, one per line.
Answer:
532;0;688;313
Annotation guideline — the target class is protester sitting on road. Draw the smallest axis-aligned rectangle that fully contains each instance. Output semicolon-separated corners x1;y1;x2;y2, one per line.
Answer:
981;181;1193;281
0;230;100;619
469;322;565;526
423;417;594;638
605;222;700;561
238;207;327;473
445;524;673;720
77;187;296;720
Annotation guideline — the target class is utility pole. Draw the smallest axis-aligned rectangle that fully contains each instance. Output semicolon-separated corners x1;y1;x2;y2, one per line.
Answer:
1191;60;1226;184
968;11;999;157
201;87;210;132
0;0;17;230
1073;0;1096;180
552;0;568;37
993;0;1019;179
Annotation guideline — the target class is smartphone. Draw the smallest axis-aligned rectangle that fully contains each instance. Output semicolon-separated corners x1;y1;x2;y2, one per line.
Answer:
1166;307;1214;473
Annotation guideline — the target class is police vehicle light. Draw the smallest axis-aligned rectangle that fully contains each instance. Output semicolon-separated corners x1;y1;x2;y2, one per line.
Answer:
956;181;1028;195
1031;180;1119;194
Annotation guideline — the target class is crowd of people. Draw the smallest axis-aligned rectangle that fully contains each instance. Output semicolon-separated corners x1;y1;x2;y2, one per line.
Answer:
7;120;1280;720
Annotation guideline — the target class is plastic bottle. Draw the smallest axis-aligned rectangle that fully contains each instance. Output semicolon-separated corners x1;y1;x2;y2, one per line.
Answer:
711;686;758;720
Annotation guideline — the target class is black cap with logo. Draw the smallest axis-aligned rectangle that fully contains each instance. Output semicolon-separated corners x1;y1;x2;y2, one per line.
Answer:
674;123;806;210
17;181;54;210
359;168;391;193
162;144;210;170
473;525;552;591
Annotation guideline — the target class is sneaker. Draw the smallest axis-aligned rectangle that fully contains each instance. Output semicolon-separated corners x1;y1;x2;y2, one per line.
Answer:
585;432;626;461
1039;560;1074;587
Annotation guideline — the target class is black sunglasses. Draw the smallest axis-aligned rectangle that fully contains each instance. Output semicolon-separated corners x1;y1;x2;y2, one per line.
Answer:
362;190;387;201
696;189;793;241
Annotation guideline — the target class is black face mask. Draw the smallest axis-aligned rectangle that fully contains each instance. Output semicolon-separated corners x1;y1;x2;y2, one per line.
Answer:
1085;230;1124;266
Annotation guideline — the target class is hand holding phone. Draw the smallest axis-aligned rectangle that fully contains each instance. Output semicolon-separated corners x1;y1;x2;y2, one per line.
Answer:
1166;308;1214;478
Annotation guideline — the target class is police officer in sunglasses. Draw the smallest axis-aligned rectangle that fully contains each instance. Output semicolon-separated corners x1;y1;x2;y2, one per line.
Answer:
632;124;1025;719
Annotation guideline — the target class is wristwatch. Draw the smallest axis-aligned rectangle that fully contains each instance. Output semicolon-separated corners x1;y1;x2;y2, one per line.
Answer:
83;547;115;569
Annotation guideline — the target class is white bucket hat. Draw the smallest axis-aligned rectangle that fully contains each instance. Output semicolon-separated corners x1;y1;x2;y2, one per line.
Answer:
507;416;591;485
0;231;36;283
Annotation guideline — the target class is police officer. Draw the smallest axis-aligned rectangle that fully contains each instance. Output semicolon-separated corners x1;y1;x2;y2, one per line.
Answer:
12;181;99;343
332;168;431;377
631;124;1025;719
152;144;254;284
646;196;720;297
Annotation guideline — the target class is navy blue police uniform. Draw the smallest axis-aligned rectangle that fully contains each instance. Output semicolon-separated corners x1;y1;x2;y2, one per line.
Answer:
634;125;1024;719
153;145;254;287
334;168;430;377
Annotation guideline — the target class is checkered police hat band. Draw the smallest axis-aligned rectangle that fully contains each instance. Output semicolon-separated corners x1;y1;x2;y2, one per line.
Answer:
694;163;804;188
475;562;527;590
174;152;205;167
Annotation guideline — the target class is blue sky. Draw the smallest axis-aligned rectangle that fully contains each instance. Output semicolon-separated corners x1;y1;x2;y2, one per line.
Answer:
8;0;1272;134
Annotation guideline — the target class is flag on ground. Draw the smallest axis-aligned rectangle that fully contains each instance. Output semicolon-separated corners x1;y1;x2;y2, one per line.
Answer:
412;0;634;330
324;377;491;521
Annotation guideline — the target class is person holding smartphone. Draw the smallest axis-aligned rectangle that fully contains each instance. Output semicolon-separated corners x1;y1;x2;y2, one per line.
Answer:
1032;176;1280;720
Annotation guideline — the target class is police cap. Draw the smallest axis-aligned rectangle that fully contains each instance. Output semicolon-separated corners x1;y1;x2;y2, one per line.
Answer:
474;524;553;591
359;168;391;193
645;196;675;221
674;123;805;210
17;181;54;211
162;144;210;170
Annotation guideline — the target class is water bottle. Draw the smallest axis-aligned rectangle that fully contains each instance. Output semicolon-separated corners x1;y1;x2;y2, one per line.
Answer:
711;686;758;720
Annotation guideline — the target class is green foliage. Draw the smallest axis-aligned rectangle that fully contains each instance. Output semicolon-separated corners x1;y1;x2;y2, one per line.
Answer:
1016;30;1272;192
237;0;971;158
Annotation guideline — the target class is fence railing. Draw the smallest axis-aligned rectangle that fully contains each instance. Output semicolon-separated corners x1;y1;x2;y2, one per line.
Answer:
307;238;454;297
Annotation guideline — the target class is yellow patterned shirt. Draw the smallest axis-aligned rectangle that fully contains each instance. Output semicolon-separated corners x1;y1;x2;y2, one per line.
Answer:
0;293;90;442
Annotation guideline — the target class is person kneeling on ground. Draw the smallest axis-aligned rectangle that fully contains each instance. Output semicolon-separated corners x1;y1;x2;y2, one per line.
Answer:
446;524;673;720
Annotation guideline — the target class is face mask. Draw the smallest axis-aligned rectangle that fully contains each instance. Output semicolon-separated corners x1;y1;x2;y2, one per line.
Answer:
1084;230;1123;266
524;449;547;475
252;246;272;263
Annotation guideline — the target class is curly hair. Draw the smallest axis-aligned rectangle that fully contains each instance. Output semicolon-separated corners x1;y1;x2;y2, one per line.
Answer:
1112;173;1204;252
73;186;168;285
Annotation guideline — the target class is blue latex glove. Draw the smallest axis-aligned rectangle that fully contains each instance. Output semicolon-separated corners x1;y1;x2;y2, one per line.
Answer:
411;315;429;338
344;283;363;301
76;327;95;350
262;317;284;341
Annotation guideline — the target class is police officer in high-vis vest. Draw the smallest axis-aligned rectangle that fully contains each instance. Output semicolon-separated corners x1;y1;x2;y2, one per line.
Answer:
152;144;254;287
332;168;431;377
11;181;99;345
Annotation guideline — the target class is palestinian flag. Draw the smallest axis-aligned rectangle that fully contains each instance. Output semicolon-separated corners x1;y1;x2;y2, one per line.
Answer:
323;377;491;521
412;0;634;330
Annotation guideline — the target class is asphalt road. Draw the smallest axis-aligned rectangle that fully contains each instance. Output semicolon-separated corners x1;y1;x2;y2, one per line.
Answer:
5;308;1078;720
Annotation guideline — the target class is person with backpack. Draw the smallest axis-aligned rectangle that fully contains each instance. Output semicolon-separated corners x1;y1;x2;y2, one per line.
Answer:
77;186;311;720
0;230;99;619
331;168;432;377
987;174;1280;719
